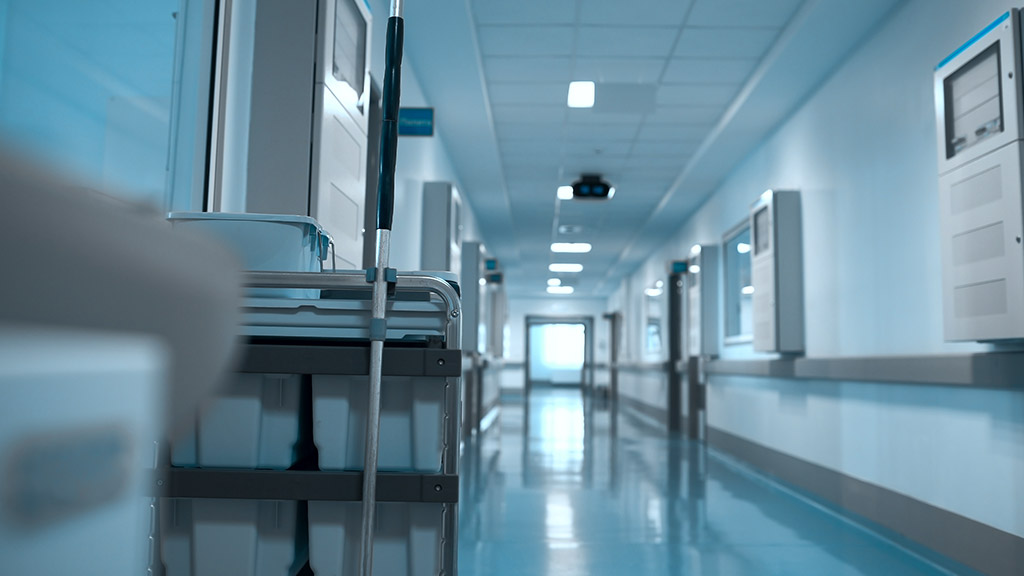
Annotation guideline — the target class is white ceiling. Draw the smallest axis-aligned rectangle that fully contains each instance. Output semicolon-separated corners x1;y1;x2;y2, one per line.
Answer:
401;0;904;297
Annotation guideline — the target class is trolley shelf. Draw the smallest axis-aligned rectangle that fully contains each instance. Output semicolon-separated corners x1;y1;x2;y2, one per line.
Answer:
240;342;461;376
153;468;459;503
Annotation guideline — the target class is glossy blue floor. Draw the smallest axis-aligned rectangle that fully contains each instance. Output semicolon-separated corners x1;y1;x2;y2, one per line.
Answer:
458;387;969;576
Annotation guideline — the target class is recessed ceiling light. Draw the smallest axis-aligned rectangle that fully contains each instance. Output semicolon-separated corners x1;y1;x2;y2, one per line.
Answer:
557;186;574;200
549;263;583;273
547;286;574;295
551;242;592;253
547;278;561;287
567;81;595;108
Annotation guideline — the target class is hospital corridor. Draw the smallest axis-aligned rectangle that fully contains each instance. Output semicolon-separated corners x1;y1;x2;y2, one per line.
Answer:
0;0;1022;575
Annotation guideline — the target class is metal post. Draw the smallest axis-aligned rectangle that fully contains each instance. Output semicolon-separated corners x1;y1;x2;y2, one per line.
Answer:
360;230;390;576
360;0;404;573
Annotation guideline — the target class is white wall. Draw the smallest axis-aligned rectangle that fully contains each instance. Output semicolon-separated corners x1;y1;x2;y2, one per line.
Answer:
614;0;1024;537
0;0;188;208
367;0;482;273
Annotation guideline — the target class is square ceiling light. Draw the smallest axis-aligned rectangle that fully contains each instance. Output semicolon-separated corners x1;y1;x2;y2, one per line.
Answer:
567;81;595;108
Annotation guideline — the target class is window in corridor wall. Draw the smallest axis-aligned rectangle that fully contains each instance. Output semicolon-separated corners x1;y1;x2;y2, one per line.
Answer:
0;0;218;210
724;222;754;342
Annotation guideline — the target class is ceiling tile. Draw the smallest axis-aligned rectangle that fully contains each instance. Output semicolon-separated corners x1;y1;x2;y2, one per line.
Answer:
472;0;576;25
688;0;802;28
575;26;679;58
560;156;628;176
504;164;561;181
490;104;566;125
618;167;682;184
562;139;634;156
579;0;694;26
636;121;713;140
573;57;666;83
477;25;574;57
503;156;562;172
565;123;642;141
624;155;686;169
487;82;567;106
630;139;701;157
657;83;739;105
508;180;560;197
646;105;725;124
675;27;778;59
567;108;645;125
485;56;572;83
499;137;563;156
662;58;757;84
495;121;564;140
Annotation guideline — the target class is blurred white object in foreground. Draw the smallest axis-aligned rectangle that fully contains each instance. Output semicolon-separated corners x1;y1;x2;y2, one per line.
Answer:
0;327;166;573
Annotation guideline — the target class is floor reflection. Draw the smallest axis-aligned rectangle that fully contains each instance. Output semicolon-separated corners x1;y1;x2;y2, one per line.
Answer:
458;387;966;576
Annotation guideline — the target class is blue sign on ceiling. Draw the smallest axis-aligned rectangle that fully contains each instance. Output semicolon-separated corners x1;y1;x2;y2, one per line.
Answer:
398;107;434;137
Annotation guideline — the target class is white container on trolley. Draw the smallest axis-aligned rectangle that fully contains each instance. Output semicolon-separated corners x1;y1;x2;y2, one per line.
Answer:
164;212;329;575
160;499;300;576
308;502;444;576
167;212;332;299
312;374;446;472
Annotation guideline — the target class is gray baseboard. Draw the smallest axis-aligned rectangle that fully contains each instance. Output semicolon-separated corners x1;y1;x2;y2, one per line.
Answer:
618;393;667;426
707;426;1024;576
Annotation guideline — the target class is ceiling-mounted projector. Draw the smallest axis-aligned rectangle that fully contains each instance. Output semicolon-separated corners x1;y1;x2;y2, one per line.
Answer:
571;174;614;200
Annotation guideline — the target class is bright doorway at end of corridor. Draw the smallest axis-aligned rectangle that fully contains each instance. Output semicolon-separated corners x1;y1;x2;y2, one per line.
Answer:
526;320;589;389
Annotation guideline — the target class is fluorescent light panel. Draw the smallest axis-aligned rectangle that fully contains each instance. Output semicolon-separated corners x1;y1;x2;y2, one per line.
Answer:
551;242;592;253
547;278;561;287
567;81;594;108
547;286;574;295
549;263;583;273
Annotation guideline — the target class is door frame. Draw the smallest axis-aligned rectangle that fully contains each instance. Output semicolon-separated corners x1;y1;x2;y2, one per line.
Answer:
524;315;595;395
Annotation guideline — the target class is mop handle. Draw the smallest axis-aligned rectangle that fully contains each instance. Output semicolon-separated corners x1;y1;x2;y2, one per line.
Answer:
375;1;404;231
360;2;404;576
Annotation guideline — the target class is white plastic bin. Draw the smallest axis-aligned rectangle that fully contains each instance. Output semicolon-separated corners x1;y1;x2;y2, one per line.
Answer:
167;212;331;299
313;375;446;472
160;499;300;576
308;502;443;576
171;374;301;469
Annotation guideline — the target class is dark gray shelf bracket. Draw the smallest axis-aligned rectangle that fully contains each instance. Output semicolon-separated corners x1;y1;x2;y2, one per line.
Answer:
152;468;459;503
241;343;461;377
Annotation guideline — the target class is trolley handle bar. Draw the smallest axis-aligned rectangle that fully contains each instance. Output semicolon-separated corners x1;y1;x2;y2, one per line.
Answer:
241;271;460;316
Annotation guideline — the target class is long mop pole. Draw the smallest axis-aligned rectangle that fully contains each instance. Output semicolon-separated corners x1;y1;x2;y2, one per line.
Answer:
361;1;404;575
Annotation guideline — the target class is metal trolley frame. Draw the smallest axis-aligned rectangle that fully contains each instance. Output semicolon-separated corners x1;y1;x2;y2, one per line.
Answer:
151;270;462;576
